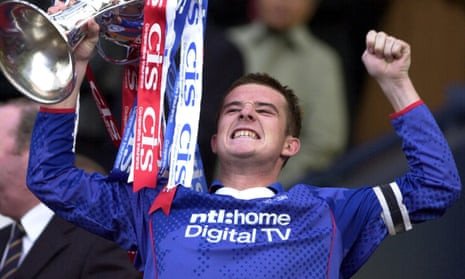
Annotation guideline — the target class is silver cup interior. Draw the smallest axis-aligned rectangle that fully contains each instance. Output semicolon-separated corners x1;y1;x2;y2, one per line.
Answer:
0;0;75;104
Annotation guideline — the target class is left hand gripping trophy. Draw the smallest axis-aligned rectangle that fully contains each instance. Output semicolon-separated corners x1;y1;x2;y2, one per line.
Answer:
0;0;143;104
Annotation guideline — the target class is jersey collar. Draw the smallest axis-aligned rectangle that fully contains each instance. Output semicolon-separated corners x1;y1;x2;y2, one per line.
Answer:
209;180;285;199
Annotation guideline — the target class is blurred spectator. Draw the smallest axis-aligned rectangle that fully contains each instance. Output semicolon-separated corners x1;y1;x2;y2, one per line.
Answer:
227;0;348;187
0;98;141;278
207;0;391;145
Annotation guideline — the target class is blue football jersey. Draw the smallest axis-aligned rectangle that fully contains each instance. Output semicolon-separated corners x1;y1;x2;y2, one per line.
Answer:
27;103;461;278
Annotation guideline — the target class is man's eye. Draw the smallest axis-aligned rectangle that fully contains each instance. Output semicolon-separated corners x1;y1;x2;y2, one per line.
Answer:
257;109;274;115
225;108;240;114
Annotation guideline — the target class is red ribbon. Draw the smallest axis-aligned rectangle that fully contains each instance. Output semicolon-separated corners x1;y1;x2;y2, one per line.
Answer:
85;65;121;147
132;0;167;192
149;185;178;216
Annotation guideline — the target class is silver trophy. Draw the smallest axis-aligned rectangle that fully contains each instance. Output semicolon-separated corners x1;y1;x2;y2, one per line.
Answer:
0;0;143;104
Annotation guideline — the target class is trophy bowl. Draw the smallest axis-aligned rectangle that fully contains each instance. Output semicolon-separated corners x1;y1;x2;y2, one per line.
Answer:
0;0;142;104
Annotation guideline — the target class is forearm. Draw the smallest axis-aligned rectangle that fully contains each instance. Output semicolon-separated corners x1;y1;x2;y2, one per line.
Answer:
377;76;421;112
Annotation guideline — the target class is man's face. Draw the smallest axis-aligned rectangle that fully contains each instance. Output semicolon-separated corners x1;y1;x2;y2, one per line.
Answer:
256;0;314;31
0;105;28;217
212;84;296;165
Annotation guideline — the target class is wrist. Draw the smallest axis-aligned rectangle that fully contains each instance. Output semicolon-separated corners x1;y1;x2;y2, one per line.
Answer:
377;77;420;112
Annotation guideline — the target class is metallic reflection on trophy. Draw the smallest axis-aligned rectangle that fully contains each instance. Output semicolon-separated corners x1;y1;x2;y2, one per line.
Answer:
0;0;142;104
96;2;143;65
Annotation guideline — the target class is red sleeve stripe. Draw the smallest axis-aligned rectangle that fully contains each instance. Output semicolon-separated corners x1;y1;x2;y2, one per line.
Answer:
389;100;424;120
39;107;76;114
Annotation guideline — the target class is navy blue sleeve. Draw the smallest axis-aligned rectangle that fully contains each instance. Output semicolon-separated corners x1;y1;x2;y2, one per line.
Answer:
391;104;461;222
327;103;461;277
26;111;145;251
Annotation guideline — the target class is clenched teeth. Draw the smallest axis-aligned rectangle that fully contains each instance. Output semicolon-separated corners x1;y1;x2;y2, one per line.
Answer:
232;130;258;139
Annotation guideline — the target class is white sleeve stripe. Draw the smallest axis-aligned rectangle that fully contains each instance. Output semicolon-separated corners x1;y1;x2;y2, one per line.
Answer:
373;183;413;235
373;186;396;235
390;182;412;232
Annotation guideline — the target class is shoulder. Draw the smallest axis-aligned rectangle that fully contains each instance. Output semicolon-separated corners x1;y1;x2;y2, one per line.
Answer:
288;184;378;208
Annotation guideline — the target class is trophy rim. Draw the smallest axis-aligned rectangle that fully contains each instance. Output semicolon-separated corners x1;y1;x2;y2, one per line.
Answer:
0;0;76;104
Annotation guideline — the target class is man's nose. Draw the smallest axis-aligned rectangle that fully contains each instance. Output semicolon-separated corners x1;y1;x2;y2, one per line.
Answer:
239;103;255;121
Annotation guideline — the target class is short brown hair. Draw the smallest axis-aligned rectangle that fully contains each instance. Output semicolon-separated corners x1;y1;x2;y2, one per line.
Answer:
223;73;302;138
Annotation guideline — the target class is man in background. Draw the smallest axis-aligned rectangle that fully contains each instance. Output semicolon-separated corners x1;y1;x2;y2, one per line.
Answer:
0;98;141;278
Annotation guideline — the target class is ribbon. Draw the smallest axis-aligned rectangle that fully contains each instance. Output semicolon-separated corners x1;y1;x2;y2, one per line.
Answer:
166;0;206;191
150;0;208;215
132;0;168;192
121;55;139;131
85;65;122;147
106;0;208;215
110;100;136;181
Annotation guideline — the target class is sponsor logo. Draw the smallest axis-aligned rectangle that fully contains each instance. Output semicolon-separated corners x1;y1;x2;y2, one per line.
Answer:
185;209;292;244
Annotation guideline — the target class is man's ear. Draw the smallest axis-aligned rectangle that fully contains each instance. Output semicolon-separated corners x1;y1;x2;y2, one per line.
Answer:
211;134;218;154
281;136;300;157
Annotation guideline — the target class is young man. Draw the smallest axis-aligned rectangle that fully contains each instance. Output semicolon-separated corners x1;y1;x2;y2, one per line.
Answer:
227;0;348;186
26;18;461;279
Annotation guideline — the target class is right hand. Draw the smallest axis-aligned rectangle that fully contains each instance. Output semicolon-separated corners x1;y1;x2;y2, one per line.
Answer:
48;1;100;69
74;20;100;65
